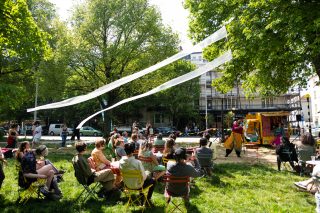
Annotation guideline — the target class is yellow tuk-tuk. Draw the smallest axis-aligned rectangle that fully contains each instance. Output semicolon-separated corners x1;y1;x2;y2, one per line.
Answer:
245;111;290;145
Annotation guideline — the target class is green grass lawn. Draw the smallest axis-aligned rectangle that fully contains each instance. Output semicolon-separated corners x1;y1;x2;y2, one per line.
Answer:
0;145;316;213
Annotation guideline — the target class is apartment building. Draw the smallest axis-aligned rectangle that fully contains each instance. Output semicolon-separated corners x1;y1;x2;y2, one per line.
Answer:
187;52;302;128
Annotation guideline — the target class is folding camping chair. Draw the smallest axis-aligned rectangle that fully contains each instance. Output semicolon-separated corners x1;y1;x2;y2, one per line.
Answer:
121;169;153;212
196;153;213;176
297;148;315;176
163;175;191;213
72;160;100;204
16;163;46;204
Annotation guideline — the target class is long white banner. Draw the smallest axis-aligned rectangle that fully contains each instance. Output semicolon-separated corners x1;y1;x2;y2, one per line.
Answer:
27;26;227;112
77;50;232;129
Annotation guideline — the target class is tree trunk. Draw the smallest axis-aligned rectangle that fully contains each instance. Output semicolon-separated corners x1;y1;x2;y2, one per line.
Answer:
313;55;320;81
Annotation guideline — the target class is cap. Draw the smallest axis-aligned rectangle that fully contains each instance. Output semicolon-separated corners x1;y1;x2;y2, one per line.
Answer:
174;148;187;160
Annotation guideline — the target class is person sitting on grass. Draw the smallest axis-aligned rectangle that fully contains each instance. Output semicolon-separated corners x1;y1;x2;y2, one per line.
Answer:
91;139;111;171
195;138;213;176
294;163;320;194
72;141;116;198
138;141;166;181
119;143;155;207
165;148;201;204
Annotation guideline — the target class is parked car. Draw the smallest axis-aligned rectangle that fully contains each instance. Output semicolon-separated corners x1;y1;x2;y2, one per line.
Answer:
80;126;103;136
114;126;132;135
48;124;73;136
154;127;180;136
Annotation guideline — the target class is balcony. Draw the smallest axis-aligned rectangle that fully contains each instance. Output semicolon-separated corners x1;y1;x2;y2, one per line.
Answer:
199;103;301;111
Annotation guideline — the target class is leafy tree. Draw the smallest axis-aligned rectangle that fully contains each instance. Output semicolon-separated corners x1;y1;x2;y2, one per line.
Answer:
0;0;49;120
185;0;320;96
69;0;183;131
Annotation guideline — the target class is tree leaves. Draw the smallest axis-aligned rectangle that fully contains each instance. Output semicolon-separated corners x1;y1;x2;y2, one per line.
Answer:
185;0;320;96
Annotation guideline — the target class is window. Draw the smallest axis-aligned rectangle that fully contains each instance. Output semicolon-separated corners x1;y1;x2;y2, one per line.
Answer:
154;114;164;124
262;97;274;108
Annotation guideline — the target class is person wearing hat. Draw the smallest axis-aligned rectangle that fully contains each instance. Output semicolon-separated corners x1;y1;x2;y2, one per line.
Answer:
166;148;201;202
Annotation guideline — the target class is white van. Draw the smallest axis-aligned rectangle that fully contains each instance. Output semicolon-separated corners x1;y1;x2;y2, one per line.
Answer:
48;124;73;136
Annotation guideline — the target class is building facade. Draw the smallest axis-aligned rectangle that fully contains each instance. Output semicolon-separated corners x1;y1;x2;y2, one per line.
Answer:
187;52;302;129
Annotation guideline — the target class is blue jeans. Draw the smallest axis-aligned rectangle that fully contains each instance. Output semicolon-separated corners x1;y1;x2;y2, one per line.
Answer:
61;134;67;147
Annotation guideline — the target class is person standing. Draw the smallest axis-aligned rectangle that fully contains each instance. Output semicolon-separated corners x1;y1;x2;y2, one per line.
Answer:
32;121;42;148
272;123;284;147
71;122;80;141
224;118;244;157
61;124;68;147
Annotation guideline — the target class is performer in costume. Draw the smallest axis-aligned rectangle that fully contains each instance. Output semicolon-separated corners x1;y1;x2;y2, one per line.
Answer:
224;118;244;157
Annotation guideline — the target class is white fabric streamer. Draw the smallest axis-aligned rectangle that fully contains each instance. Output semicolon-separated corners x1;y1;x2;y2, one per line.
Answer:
77;50;232;129
27;26;227;112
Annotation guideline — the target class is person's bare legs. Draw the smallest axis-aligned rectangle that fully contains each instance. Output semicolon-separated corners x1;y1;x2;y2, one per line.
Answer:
37;164;55;188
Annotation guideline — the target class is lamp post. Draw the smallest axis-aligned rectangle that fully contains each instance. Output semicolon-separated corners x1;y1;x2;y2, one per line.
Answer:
205;86;208;130
221;94;225;142
306;95;311;134
34;75;39;122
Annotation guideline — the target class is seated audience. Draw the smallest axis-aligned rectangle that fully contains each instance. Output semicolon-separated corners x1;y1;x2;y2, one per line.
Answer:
195;138;213;175
115;139;127;161
0;147;6;189
294;163;320;194
296;133;316;170
35;145;63;199
166;148;201;202
276;137;298;171
108;134;120;159
72;141;115;198
91;139;111;171
129;133;140;150
16;141;56;197
168;133;177;141
154;134;165;146
119;143;155;205
139;142;165;180
122;131;129;143
6;124;18;149
163;138;176;160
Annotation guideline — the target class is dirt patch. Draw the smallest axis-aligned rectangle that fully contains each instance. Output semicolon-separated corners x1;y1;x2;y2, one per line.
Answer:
214;143;277;165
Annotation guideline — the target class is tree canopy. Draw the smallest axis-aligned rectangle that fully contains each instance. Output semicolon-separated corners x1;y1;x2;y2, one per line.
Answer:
185;0;320;97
